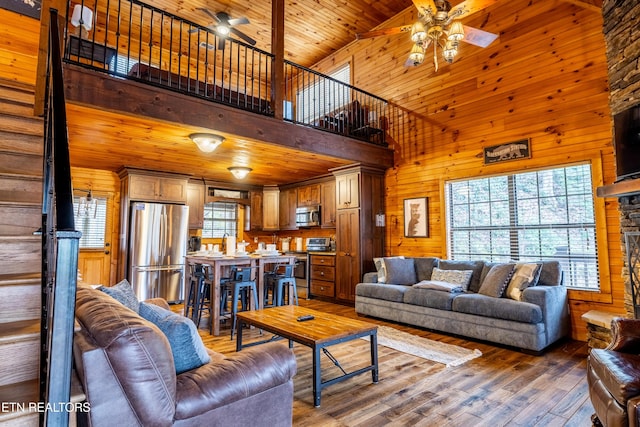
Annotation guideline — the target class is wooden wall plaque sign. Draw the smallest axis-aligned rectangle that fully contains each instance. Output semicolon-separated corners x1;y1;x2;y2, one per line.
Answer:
483;139;531;165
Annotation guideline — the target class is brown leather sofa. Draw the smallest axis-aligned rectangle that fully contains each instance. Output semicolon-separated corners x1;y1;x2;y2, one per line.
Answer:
73;286;297;426
588;317;640;427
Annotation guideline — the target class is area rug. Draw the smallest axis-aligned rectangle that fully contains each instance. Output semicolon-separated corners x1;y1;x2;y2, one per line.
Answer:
363;326;482;367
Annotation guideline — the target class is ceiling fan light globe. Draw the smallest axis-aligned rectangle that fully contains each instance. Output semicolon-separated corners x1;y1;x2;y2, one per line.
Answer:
408;44;425;64
216;24;230;36
411;22;427;43
447;21;465;41
443;40;457;63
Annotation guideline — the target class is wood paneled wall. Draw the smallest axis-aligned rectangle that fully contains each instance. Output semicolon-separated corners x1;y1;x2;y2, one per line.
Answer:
0;9;39;85
311;0;620;340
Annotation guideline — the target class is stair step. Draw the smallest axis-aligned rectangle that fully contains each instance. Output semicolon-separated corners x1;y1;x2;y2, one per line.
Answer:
0;204;41;236
0;151;42;180
0;373;86;426
0;98;34;118
0;113;42;137
0;236;41;275
0;320;40;387
0;77;35;97
0;175;42;205
0;130;43;156
0;283;40;323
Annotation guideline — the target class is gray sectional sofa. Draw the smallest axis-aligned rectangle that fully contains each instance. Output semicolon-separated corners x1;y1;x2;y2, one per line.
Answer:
354;257;570;352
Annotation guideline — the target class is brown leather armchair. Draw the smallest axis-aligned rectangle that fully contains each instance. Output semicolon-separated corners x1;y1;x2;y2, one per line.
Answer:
73;286;297;426
588;317;640;427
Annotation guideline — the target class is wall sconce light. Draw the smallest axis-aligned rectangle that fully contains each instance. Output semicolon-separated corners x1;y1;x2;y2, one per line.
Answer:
228;166;252;179
190;133;225;153
71;4;93;33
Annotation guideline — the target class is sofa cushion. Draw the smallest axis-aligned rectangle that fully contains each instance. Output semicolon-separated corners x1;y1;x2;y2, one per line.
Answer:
478;263;515;298
414;257;440;281
373;256;404;283
452;294;543;323
384;258;417;285
431;267;473;291
98;279;139;312
438;260;485;293
139;302;211;374
403;287;457;310
355;283;409;302
506;263;542;301
538;261;563;286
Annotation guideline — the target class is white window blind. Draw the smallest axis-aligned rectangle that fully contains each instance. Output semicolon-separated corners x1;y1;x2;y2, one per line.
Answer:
202;202;238;238
445;163;599;290
73;196;107;249
296;63;350;124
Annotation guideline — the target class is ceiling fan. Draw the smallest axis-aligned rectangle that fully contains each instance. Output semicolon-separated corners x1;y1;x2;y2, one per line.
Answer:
356;0;499;71
191;8;256;50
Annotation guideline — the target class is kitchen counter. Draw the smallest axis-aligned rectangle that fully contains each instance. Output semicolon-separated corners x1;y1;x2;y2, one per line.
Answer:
308;251;336;256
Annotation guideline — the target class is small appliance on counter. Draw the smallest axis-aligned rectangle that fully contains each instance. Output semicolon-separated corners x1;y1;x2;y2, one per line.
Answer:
306;237;332;252
188;236;201;253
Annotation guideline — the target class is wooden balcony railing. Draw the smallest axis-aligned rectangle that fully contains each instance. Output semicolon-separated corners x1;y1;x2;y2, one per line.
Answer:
61;0;388;146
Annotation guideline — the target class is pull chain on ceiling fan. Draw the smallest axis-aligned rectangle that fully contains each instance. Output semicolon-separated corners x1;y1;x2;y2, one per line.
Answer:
356;0;499;72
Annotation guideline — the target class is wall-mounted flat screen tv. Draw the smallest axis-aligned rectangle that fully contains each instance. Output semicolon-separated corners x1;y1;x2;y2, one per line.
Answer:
614;103;640;181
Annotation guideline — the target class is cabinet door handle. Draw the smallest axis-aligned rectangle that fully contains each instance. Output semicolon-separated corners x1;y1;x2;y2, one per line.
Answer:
320;272;324;276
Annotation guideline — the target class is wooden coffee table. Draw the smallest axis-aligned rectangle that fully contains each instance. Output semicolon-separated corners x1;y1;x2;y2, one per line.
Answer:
235;305;379;407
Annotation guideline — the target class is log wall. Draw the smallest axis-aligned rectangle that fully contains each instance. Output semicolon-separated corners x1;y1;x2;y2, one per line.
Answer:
312;0;620;340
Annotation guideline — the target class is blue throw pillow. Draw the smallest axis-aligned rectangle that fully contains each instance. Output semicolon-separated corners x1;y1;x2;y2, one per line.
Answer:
98;279;139;312
138;302;211;374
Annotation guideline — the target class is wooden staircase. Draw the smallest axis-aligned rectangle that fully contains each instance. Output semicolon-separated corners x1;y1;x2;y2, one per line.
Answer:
0;78;86;427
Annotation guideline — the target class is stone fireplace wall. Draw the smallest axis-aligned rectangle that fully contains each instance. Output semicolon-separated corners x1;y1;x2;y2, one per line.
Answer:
603;0;640;317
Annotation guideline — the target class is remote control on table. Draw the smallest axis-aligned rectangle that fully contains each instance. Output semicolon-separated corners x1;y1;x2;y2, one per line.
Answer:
297;315;315;322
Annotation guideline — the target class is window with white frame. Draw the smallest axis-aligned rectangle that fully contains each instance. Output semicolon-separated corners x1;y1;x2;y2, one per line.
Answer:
296;63;350;125
445;163;599;290
202;202;238;238
73;195;108;249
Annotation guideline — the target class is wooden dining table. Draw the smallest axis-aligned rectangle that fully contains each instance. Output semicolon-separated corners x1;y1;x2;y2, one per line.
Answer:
184;253;297;335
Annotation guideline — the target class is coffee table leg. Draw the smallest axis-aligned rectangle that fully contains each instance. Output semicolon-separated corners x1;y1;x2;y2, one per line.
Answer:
236;318;244;352
371;331;379;383
313;345;321;407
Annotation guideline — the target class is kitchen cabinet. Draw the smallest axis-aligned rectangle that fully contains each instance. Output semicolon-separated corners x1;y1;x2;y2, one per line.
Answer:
127;174;187;203
279;188;298;230
262;186;279;231
297;183;321;207
332;165;385;303
249;190;263;231
186;181;205;229
320;180;336;228
336;171;359;209
309;254;336;298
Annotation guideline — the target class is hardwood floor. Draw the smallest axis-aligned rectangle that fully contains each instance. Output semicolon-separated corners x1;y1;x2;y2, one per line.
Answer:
182;297;595;426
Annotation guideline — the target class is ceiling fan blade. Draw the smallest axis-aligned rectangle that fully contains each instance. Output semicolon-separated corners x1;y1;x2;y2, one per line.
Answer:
462;25;498;47
228;17;250;26
453;0;501;20
196;7;221;23
356;25;412;40
412;0;437;15
230;27;256;46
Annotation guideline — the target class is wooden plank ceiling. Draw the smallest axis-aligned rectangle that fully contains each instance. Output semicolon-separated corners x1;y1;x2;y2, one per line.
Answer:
61;0;603;185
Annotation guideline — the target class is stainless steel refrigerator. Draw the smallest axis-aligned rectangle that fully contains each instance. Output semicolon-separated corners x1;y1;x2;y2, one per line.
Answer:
127;202;189;302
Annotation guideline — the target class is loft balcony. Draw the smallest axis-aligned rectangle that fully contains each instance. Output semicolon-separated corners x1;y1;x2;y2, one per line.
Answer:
55;0;395;172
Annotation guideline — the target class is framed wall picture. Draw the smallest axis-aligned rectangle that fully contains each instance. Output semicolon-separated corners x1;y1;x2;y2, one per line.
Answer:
404;197;428;237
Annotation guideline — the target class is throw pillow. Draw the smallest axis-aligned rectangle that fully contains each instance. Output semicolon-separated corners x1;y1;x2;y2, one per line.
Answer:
383;258;417;285
373;256;405;283
478;263;516;298
430;267;474;291
98;279;139;312
139;302;211;374
505;263;543;301
413;280;463;293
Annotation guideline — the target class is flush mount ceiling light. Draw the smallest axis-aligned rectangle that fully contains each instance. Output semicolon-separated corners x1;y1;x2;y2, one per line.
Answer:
228;166;252;180
189;133;225;153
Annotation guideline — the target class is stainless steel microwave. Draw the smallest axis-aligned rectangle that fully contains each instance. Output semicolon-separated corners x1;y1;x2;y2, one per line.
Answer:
296;206;320;227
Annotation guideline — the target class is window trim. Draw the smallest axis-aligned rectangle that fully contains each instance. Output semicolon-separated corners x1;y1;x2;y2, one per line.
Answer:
202;201;239;239
439;156;612;303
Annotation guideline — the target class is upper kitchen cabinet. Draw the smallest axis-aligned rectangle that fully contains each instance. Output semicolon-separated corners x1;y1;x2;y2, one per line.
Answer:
119;168;188;204
187;180;205;229
336;171;360;209
320;180;336;228
262;186;279;231
249;190;263;231
297;184;321;207
279;187;298;230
